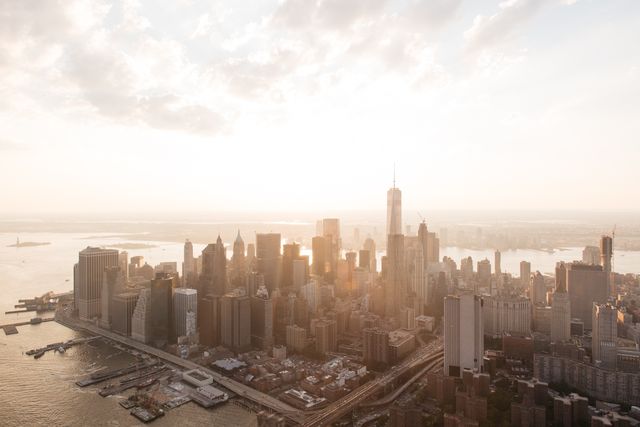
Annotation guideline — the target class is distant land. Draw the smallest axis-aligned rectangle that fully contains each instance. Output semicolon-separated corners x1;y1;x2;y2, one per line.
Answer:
7;241;51;248
106;242;157;250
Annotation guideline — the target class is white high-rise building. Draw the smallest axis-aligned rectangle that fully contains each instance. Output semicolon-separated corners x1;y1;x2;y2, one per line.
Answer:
444;294;484;377
483;295;531;336
551;291;571;342
174;288;198;338
386;186;402;236
592;302;618;369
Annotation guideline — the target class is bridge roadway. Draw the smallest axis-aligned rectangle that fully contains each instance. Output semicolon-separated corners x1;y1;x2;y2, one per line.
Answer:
302;339;444;427
361;355;444;407
56;316;306;425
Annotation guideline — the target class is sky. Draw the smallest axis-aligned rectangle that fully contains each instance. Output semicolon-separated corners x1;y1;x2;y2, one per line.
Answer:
1;0;639;215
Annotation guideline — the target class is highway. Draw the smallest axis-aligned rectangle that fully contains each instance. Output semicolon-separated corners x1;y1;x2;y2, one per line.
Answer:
302;339;443;427
361;354;444;407
56;316;306;425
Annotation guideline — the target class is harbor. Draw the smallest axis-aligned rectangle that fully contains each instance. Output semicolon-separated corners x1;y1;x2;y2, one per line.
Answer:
28;331;233;424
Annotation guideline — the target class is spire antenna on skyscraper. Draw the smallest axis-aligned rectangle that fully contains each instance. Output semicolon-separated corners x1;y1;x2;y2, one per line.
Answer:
393;163;396;189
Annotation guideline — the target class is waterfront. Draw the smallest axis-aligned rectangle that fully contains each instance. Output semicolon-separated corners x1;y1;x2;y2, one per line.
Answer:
0;321;257;427
0;234;255;426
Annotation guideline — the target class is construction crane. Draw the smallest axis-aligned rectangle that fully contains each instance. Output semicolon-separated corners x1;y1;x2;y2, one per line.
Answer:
417;211;426;224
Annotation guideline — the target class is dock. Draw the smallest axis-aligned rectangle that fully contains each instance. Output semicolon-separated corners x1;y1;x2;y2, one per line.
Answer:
76;360;158;387
25;336;99;358
98;365;169;397
5;291;73;315
2;317;55;335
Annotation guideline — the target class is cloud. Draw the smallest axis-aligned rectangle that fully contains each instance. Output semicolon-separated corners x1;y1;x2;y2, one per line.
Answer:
464;0;548;52
271;0;388;31
217;0;460;99
0;139;26;151
0;0;228;136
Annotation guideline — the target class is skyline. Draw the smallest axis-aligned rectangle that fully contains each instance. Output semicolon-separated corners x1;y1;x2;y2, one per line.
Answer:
2;0;640;214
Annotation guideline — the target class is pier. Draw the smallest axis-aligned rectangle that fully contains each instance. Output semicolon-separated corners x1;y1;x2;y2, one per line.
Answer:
1;317;55;335
76;360;158;387
5;291;73;315
25;336;99;358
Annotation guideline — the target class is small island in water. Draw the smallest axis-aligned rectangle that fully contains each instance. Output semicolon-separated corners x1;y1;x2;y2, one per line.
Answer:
8;238;51;248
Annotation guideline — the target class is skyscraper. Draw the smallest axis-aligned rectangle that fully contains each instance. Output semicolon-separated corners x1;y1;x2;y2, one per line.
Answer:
461;256;474;281
131;288;151;343
387;186;402;236
551;291;571;342
600;235;613;296
363;237;377;272
314;319;337;355
520;261;531;289
483;295;531;336
75;247;119;321
582;246;600;265
322;218;341;279
531;271;547;305
494;250;502;289
592;302;618;369
220;289;251;352
118;251;129;283
444;294;484;377
200;236;227;296
183;239;195;282
250;285;274;349
256;233;281;293
199;294;220;347
312;236;328;276
230;231;246;288
282;242;301;289
174;288;198;338
99;266;124;330
555;262;567;292
477;259;491;289
111;292;139;337
150;273;175;346
385;233;406;318
418;222;429;268
405;237;425;314
286;324;307;353
566;262;608;329
363;328;390;366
